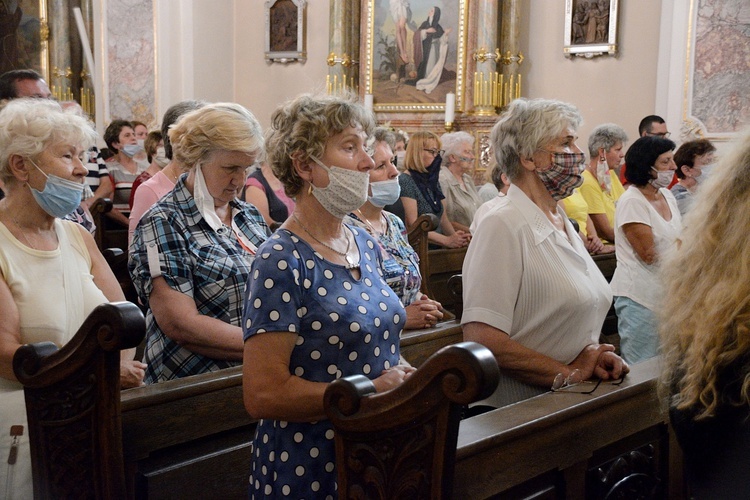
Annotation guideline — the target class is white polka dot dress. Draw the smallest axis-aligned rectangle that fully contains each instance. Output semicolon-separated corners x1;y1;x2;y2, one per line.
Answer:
242;226;405;498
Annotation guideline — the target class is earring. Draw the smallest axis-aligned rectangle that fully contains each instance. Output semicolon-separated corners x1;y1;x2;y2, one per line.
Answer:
307;183;312;195
599;156;605;162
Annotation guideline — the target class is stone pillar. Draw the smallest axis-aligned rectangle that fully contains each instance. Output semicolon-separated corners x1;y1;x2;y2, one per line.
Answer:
472;0;499;115
500;0;523;105
327;0;358;94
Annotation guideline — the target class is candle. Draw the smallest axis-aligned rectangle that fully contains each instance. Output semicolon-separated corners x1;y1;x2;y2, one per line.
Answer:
364;94;374;113
445;92;455;124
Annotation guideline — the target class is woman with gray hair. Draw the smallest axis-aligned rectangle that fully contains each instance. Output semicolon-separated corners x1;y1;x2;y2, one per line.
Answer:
580;123;628;242
439;131;483;231
129;102;269;384
0;99;145;496
462;98;628;407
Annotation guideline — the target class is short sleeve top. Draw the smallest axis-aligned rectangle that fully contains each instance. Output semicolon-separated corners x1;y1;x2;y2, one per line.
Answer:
399;172;444;220
128;177;269;383
344;211;422;306
242;226;404;498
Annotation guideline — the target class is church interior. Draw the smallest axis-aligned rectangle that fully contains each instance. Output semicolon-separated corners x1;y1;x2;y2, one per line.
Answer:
2;0;749;498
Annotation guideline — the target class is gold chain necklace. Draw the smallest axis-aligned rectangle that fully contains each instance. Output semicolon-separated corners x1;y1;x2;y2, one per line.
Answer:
11;215;39;250
356;209;384;236
292;213;358;269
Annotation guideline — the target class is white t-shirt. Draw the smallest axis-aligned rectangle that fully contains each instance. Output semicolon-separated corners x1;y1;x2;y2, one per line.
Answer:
610;186;682;310
462;185;612;406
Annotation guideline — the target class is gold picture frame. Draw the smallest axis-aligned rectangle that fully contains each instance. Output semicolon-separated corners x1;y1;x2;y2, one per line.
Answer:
265;0;307;64
362;0;469;112
563;0;619;58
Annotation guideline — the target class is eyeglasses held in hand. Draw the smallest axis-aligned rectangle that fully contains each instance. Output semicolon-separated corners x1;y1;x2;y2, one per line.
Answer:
423;148;444;157
551;369;626;394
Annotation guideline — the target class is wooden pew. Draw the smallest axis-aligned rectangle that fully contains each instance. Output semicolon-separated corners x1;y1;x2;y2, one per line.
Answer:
454;357;679;498
400;318;463;367
120;367;256;499
407;213;467;315
90;197;128;253
325;341;500;499
14;307;460;498
12;302;145;499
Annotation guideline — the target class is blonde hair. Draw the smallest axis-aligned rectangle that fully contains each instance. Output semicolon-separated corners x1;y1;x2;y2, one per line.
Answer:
403;131;441;173
660;126;750;420
0;98;97;184
265;92;375;197
169;102;264;169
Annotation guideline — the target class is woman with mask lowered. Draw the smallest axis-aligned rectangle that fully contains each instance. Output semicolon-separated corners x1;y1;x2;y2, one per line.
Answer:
242;94;415;498
129;103;269;384
579;123;628;243
611;136;681;364
0;99;146;497
398;131;470;248
462;98;628;408
345;127;444;330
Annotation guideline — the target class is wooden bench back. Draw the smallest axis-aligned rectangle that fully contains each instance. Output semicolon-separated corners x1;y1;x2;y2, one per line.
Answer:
325;341;499;500
13;302;145;499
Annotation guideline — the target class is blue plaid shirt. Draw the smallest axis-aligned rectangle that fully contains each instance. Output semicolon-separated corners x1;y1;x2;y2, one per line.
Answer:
129;176;269;383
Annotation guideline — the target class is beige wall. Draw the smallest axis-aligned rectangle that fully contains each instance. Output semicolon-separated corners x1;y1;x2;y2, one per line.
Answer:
233;2;332;129
226;1;663;147
522;0;663;151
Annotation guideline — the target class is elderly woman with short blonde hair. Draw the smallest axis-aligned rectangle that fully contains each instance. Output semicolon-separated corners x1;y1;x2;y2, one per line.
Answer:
129;102;269;384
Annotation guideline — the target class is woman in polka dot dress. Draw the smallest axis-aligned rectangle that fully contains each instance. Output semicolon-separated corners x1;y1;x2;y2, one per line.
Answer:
242;93;416;499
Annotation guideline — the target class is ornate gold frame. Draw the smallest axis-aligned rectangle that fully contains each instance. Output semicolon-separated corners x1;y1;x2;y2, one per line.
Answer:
563;0;619;58
362;0;469;112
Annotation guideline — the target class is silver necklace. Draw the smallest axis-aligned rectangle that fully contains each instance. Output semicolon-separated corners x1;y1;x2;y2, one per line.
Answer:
292;213;358;269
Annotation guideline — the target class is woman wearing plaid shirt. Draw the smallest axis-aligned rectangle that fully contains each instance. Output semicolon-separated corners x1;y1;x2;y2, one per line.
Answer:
129;103;269;384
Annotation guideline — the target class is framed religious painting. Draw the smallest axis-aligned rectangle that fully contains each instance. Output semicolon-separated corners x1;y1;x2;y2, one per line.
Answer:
0;0;48;77
362;0;469;112
265;0;307;64
563;0;619;58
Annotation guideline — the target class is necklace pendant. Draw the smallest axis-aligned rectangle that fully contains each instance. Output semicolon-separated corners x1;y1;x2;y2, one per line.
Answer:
345;254;357;269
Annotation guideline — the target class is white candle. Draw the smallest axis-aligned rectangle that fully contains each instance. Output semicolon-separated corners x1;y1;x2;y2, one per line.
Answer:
364;94;374;113
445;92;456;123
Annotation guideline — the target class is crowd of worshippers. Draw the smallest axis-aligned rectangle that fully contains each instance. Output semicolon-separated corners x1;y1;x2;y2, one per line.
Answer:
1;67;748;498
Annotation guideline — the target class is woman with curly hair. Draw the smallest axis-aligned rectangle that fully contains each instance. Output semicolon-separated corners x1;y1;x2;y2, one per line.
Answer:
661;127;750;498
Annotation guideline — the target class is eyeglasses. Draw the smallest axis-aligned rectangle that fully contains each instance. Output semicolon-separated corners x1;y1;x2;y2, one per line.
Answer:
646;131;671;139
551;369;626;394
423;148;444;157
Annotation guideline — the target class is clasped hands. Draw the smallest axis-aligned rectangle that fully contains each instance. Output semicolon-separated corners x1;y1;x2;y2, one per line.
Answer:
568;343;629;383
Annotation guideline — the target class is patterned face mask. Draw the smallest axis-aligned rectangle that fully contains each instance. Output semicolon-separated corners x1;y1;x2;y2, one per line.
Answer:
536;151;586;201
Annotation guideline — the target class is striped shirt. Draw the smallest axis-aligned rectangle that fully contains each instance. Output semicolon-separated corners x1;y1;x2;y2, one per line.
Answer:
129;177;269;383
108;159;148;211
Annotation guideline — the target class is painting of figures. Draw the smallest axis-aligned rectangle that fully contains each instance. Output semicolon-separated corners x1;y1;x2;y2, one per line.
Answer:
365;0;467;111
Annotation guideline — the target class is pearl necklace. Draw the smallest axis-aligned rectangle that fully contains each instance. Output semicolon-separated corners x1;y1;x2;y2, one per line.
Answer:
292;213;358;269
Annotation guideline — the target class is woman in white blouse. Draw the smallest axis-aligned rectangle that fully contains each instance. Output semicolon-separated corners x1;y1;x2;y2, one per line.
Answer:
461;98;628;407
611;135;681;364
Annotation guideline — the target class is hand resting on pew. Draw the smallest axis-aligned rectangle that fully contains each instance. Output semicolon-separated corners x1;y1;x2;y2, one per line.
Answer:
405;293;444;330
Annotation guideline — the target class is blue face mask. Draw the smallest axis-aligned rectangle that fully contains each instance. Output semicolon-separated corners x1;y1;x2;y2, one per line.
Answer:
368;178;401;207
121;143;143;158
29;160;84;218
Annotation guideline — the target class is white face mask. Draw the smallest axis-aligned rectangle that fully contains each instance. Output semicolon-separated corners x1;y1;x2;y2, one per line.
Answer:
368;177;401;207
395;151;406;171
694;163;715;184
310;156;370;219
154;146;169;168
650;167;673;189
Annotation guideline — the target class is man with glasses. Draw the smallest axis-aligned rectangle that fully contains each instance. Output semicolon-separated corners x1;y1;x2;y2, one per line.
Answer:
620;115;671;186
639;115;670;139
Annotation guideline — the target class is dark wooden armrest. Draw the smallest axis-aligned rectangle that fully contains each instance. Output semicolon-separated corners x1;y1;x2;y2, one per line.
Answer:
12;302;145;499
325;341;499;499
